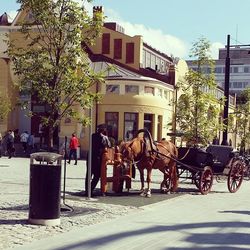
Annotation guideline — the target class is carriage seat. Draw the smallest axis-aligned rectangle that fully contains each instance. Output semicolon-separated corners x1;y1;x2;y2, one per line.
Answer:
206;145;234;172
178;147;213;167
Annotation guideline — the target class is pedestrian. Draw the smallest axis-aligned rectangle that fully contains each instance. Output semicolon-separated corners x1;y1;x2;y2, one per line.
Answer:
6;130;14;159
20;131;29;153
85;124;111;196
67;133;79;165
27;133;34;153
38;123;44;148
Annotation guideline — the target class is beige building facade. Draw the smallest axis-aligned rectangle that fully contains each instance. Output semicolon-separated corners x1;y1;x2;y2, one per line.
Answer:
1;6;238;156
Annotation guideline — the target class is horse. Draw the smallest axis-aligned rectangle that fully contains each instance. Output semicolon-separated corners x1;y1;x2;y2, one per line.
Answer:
119;129;178;197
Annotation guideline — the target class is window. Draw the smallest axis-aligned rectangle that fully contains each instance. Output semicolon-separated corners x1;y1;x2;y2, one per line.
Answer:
102;33;110;54
124;112;138;141
64;117;71;124
244;66;250;73
157;88;163;97
146;51;151;68
233;82;242;88
114;39;122;59
106;84;119;94
243;82;249;88
142;49;146;67
125;85;139;94
150;54;156;69
144;114;153;135
233;67;239;73
215;67;222;73
156;57;161;72
145;86;154;95
32;105;45;113
160;60;166;73
126;42;134;63
105;112;119;141
164;90;170;100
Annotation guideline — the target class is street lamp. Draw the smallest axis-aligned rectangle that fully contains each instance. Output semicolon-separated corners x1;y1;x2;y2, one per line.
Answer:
221;35;250;145
221;35;231;145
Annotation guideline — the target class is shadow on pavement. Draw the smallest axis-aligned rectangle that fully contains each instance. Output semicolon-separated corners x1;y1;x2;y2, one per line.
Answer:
47;221;250;250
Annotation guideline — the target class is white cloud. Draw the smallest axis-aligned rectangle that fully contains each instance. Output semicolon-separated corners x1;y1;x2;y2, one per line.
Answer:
103;8;188;59
101;7;226;60
210;42;224;59
7;10;17;22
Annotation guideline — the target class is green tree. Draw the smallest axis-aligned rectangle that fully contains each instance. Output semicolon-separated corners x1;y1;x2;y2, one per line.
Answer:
234;88;250;153
0;91;11;120
176;37;224;146
6;0;104;149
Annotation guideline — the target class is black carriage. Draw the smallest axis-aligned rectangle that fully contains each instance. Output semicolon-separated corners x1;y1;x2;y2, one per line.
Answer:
176;145;244;195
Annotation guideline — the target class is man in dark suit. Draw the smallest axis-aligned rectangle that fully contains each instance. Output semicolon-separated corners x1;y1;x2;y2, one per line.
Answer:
85;124;111;196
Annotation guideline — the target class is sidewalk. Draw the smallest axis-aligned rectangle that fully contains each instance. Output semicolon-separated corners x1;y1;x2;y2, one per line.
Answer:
1;156;250;249
12;179;250;250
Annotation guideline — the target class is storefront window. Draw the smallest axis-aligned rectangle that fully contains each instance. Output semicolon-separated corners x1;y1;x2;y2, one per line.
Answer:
144;113;153;135
106;84;120;94
105;112;119;142
124;112;138;141
145;86;154;95
125;85;139;94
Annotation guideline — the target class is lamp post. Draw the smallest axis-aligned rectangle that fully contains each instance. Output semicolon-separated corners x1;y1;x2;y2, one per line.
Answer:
221;35;250;146
221;35;231;145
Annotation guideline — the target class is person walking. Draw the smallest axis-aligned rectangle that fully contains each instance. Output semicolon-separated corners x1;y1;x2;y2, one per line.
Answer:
67;133;79;165
27;133;35;153
20;131;29;153
85;124;111;196
6;130;15;159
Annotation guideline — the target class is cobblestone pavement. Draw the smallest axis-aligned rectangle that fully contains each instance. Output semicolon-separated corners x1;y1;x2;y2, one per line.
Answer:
0;157;166;250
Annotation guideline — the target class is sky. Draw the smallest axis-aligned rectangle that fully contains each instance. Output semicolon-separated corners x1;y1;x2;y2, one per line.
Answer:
1;0;250;59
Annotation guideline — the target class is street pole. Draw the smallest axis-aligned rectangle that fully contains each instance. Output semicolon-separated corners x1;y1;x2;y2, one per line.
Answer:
222;34;231;145
87;107;93;199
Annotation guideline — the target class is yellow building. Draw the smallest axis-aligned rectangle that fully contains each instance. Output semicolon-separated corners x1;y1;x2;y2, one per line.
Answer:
1;6;237;157
0;7;179;157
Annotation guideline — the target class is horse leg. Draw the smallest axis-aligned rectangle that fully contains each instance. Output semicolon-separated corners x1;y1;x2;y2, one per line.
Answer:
162;172;171;194
170;164;178;192
145;168;152;198
138;168;146;196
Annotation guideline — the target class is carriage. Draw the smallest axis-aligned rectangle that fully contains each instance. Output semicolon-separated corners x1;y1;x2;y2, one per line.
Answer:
100;129;245;196
175;145;244;194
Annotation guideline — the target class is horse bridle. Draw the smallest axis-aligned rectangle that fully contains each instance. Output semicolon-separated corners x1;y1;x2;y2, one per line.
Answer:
121;139;146;165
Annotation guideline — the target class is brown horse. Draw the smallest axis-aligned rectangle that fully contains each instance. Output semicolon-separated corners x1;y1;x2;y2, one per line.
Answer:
119;129;178;197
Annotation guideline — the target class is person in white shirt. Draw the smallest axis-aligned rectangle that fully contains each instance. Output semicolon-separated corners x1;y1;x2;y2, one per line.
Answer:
20;131;29;153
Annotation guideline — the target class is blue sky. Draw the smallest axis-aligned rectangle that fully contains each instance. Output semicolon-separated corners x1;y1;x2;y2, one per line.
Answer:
1;0;250;59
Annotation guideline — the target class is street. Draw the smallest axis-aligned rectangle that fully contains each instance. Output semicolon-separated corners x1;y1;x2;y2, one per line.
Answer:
1;156;250;249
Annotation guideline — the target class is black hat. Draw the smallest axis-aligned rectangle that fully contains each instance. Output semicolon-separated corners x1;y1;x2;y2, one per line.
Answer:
97;124;107;131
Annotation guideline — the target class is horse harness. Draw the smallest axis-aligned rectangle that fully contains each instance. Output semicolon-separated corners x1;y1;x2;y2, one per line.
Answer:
122;137;176;166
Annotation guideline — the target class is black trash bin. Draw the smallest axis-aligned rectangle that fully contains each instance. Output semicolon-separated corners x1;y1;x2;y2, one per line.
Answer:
28;152;63;226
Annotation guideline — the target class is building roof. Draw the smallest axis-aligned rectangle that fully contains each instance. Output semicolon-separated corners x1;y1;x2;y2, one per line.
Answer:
91;60;172;87
0;13;10;26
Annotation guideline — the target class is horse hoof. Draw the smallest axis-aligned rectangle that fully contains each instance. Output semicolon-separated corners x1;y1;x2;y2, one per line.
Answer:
140;191;146;197
161;188;170;194
146;193;151;198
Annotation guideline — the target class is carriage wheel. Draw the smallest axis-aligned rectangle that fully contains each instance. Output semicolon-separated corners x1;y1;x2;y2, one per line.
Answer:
193;171;201;188
199;166;213;195
227;159;244;193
